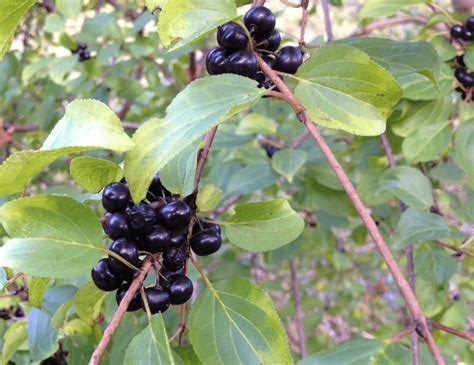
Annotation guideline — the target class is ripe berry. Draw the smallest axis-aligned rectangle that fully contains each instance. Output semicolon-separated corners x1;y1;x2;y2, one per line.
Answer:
163;247;186;270
455;68;474;87
147;173;171;201
244;6;276;36
450;24;465;39
273;46;304;74
116;284;142;311
169;228;187;248
143;225;170;252
91;259;122;291
206;48;228;75
191;229;222;256
467;16;474;32
104;213;130;240
226;50;258;78
102;182;130;213
108;239;140;274
158;267;185;288
461;29;474;41
255;29;281;52
193;220;221;235
143;288;170;314
158;201;191;229
167;275;193;305
127;203;156;234
217;22;248;51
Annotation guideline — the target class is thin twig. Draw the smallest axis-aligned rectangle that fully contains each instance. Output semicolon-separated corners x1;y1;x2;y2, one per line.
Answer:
290;131;310;148
89;256;154;365
433;240;474;258
431;321;474;343
193;127;218;192
299;0;310;45
320;0;334;42
255;52;446;365
390;325;416;343
353;16;429;36
289;258;307;357
253;0;266;6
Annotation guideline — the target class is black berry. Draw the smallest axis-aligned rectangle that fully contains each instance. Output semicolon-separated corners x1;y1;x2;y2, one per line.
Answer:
461;29;474;41
191;229;222;256
143;225;170;252
91;259;122;291
102;182;130;213
273;46;303;74
143;288;170;314
244;6;276;36
116;284;142;311
454;54;466;68
163;247;186;270
108;238;140;274
127;202;156;234
206;48;228;75
157;201;191;229
466;16;474;32
147;173;171;201
255;29;281;52
455;68;474;87
226;50;258;78
217;22;248;51
104;213;130;240
167;275;193;305
158;267;185;288
451;24;465;39
169;228;187;248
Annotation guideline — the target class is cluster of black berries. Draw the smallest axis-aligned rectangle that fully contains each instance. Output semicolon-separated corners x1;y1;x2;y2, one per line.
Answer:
91;174;222;314
450;17;474;101
72;42;91;62
206;6;304;89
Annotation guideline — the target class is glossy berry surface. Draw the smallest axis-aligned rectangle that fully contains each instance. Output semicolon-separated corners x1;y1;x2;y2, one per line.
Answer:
244;6;276;36
461;29;474;41
169;229;187;248
467;16;474;32
450;25;465;39
168;275;193;305
455;68;474;87
104;213;130;240
273;46;304;74
191;229;222;256
163;247;186;270
147;173;171;201
158;267;185;288
255;29;281;52
217;22;248;51
91;259;122;291
102;182;130;213
108;239;140;274
127;202;156;233
143;225;170;252
226;50;258;78
116;284;142;311
206;48;228;75
158;201;192;229
144;288;170;314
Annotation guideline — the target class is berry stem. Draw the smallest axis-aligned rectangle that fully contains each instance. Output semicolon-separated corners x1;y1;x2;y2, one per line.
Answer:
193;126;218;192
254;49;446;365
89;255;155;365
102;248;140;271
140;286;153;322
430;321;474;343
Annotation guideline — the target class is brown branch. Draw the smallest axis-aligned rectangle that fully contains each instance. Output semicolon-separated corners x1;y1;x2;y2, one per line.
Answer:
89;256;154;365
290;131;310;148
299;0;311;45
320;0;334;42
255;53;446;365
433;240;474;258
389;325;416;343
352;16;428;37
289;258;307;357
193;127;218;192
431;321;474;343
252;0;266;6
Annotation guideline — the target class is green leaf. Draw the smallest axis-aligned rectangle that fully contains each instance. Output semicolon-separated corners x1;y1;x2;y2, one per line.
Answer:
0;99;133;196
174;345;202;365
271;149;307;182
158;0;237;51
196;184;223;212
295;44;402;136
415;248;456;285
399;63;453;101
44;13;65;33
379;166;433;209
70;156;124;193
225;199;305;252
393;208;451;249
50;56;78;84
64;319;92;337
50;299;74;329
359;0;428;21
73;282;108;325
338;38;439;87
125;75;264;203
160;143;199;196
1;321;27;365
29;277;50;308
0;195;103;278
189;277;292;365
299;339;383;365
27;308;58;361
235;113;276;135
56;0;81;19
465;44;474;69
455;121;474;189
124;315;182;365
145;0;166;11
0;268;6;287
0;0;37;60
402;122;451;163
